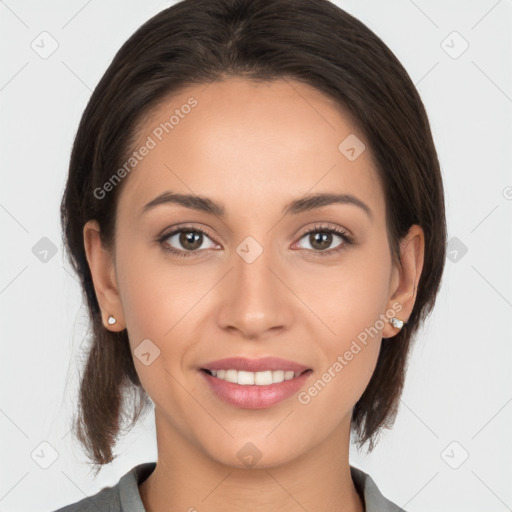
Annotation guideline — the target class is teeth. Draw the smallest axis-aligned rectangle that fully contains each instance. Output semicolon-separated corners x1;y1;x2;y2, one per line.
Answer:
208;369;302;385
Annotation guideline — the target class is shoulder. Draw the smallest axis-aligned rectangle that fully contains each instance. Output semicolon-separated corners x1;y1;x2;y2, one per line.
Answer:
350;465;407;512
50;484;120;512
50;462;157;512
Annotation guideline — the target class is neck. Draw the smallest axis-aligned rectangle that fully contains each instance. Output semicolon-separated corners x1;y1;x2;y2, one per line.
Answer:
139;410;364;512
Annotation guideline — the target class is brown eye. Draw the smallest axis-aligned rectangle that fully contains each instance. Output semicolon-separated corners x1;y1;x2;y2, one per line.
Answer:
294;225;354;256
159;227;218;257
308;231;335;251
178;230;203;251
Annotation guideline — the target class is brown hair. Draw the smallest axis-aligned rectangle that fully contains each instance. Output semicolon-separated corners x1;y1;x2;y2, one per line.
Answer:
60;0;447;475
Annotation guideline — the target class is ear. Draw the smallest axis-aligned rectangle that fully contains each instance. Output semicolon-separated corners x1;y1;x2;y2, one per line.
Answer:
382;224;425;339
83;219;125;331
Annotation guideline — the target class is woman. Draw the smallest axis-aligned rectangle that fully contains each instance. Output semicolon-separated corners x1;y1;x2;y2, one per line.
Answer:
54;0;446;510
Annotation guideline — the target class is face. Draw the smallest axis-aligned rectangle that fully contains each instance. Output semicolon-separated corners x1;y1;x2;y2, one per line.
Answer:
86;77;421;469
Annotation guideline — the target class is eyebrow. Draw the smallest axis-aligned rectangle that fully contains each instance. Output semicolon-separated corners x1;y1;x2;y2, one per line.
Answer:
140;191;372;219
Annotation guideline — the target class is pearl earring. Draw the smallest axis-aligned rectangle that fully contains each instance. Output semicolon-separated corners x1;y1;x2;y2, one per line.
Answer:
108;315;117;325
389;317;404;329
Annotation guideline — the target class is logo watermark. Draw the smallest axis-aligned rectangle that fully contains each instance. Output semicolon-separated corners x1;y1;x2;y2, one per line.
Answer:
93;96;198;200
297;302;403;405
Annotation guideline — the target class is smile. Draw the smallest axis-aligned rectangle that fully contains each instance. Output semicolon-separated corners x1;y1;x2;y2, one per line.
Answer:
202;368;306;385
200;368;313;409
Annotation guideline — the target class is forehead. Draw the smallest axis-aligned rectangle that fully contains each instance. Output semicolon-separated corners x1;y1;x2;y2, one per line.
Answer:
117;77;385;222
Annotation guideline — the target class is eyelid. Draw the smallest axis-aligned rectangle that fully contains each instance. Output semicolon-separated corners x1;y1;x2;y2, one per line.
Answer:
160;223;219;243
292;223;354;252
157;222;355;257
161;221;353;240
297;222;353;239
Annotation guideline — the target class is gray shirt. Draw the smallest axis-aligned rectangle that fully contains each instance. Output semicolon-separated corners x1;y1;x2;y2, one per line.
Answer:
52;462;406;511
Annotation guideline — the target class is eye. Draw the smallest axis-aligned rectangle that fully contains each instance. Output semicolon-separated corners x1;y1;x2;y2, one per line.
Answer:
157;226;218;257
293;224;354;256
156;223;354;259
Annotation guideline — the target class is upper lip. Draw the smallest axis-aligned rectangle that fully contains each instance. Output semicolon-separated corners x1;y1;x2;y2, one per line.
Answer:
201;357;310;373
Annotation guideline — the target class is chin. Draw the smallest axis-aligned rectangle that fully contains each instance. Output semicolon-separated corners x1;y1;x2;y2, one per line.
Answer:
200;433;310;470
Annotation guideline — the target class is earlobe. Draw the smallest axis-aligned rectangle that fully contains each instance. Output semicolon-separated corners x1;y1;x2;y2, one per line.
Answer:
382;224;425;339
83;220;125;330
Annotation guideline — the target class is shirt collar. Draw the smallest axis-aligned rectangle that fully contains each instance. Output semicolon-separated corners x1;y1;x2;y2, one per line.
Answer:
350;465;406;512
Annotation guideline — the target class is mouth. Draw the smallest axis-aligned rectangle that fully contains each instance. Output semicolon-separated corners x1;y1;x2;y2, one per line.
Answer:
198;357;313;409
198;368;313;409
200;368;312;385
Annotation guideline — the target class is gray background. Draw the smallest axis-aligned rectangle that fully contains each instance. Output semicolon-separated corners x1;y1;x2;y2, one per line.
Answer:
1;1;511;511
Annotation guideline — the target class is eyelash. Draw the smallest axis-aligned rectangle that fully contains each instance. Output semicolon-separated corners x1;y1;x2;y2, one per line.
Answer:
156;223;355;258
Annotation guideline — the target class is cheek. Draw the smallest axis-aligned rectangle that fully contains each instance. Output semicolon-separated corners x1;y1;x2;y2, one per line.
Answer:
297;271;390;426
115;235;205;339
307;237;393;343
301;238;391;406
295;339;381;443
114;242;198;383
114;239;235;412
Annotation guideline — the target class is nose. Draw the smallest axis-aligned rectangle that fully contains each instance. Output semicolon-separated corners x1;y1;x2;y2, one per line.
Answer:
216;242;293;340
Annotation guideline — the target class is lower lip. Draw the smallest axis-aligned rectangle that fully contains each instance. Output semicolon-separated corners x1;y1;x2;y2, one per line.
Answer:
200;370;313;409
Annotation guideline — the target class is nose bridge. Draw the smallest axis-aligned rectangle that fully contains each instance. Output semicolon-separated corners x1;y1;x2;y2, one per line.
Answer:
235;234;276;293
217;233;291;338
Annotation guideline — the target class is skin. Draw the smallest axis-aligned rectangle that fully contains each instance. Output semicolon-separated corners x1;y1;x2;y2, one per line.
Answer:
84;77;424;512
